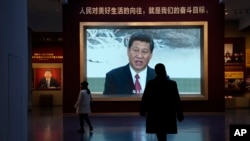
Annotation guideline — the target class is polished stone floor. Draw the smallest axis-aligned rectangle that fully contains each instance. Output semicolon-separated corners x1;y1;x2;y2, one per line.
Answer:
28;107;250;141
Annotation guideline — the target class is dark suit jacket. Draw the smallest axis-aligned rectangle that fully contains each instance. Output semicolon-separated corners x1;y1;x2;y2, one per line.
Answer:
140;76;184;134
103;64;156;94
38;77;59;89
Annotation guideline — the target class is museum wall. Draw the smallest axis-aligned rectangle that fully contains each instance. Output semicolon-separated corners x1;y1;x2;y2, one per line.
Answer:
62;0;225;113
31;37;63;106
224;20;250;108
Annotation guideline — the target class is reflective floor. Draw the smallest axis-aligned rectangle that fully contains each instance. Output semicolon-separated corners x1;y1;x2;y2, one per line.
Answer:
28;107;250;141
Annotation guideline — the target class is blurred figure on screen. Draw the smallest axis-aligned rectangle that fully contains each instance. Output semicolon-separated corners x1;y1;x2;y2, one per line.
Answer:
103;32;156;95
140;63;184;141
37;69;59;89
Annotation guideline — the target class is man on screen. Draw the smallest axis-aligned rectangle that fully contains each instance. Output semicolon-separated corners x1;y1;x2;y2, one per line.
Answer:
103;32;156;95
37;69;60;89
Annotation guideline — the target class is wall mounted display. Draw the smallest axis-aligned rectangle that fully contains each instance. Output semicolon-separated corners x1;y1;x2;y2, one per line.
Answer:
245;68;250;91
31;63;63;106
79;22;208;100
224;43;244;65
245;49;250;67
224;37;245;95
34;67;62;90
224;71;244;90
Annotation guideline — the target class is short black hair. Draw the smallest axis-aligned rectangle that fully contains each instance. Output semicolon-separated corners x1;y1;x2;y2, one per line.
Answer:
128;32;154;52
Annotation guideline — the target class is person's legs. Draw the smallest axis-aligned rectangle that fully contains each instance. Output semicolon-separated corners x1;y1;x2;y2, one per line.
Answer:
156;133;167;141
77;114;85;132
83;114;93;131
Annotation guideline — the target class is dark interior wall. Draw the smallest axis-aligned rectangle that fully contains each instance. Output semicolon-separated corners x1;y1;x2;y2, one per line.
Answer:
63;0;225;113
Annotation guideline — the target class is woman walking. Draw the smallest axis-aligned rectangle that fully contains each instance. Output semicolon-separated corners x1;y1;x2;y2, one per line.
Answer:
74;81;93;133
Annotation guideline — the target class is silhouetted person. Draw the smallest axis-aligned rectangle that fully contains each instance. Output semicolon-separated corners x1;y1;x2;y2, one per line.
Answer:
140;63;184;141
74;81;93;133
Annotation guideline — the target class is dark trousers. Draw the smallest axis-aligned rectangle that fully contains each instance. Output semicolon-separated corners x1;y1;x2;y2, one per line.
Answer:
156;133;167;141
79;114;93;130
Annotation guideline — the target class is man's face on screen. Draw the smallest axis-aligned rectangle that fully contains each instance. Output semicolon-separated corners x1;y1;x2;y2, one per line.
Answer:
44;71;52;80
127;40;152;73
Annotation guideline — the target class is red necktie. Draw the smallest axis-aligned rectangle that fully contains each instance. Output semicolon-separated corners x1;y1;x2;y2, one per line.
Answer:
135;74;141;94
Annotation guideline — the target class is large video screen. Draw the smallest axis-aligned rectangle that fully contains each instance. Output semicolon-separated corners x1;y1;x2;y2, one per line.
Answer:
80;22;208;100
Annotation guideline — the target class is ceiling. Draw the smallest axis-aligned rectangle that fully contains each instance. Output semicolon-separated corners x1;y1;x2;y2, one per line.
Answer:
28;0;250;32
28;0;63;32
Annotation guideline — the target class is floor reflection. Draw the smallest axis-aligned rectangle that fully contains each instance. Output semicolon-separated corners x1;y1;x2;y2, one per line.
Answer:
28;107;250;141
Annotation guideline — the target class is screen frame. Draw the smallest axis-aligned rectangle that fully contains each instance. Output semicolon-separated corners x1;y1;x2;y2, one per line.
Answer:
79;21;208;101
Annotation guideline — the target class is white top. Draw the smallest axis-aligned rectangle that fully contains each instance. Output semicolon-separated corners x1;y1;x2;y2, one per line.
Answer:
74;89;91;114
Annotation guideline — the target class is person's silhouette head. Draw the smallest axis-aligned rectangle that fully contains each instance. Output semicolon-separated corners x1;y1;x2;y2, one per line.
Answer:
80;81;88;89
155;63;167;77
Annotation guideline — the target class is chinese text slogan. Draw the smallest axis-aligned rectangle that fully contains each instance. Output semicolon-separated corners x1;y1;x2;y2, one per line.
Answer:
79;6;208;15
